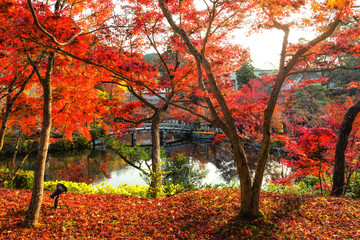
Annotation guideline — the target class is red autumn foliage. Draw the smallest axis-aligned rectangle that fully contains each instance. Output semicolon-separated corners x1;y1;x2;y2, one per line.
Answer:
275;127;337;185
1;188;360;239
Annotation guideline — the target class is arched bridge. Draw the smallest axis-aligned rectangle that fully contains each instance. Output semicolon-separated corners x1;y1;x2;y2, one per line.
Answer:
130;123;193;146
132;123;192;133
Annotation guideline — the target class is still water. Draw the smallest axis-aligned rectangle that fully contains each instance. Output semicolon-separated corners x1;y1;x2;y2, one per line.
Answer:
2;140;290;188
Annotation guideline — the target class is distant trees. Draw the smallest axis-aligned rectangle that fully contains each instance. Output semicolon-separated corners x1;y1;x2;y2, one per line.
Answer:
323;55;360;97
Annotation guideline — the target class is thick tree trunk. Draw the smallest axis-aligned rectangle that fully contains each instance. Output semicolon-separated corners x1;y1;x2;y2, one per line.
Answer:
148;111;164;198
331;100;360;196
24;53;55;228
231;138;254;217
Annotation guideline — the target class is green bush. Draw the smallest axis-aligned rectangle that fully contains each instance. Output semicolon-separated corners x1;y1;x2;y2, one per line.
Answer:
345;170;360;199
0;169;34;189
44;181;148;198
90;127;106;141
0;139;35;156
11;170;34;189
163;154;208;193
50;136;90;152
264;177;317;196
201;182;241;190
44;180;96;194
95;182;148;198
162;183;186;197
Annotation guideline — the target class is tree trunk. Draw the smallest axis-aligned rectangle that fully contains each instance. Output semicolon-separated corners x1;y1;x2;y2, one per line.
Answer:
10;132;23;171
331;100;360;196
148;111;164;198
24;53;55;228
231;137;254;217
250;71;288;216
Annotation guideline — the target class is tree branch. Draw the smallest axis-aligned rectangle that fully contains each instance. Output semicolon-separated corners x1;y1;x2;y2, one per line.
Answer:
27;0;83;46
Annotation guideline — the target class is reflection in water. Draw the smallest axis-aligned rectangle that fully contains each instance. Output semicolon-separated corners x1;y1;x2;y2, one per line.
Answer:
0;141;291;187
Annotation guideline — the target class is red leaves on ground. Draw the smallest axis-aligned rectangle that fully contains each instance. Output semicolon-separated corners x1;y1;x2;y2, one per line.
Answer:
1;188;360;239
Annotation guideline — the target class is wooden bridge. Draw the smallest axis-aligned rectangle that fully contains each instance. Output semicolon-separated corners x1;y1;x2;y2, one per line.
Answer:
130;123;193;146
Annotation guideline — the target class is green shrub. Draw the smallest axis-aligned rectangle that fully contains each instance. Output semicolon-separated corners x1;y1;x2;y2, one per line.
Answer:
44;180;96;194
264;179;315;196
345;170;360;199
50;136;90;152
90;127;106;141
95;182;149;198
163;183;185;197
0;139;35;156
0;169;34;189
163;154;208;193
199;182;240;190
44;181;148;198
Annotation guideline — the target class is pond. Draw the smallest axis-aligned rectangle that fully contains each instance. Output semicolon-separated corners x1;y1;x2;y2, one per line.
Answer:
1;140;291;188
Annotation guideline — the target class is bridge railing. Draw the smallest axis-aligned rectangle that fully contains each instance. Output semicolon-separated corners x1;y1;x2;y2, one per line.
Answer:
137;123;193;131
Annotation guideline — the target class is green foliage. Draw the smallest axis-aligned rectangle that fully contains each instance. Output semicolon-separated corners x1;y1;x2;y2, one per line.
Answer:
147;154;207;196
106;138;208;197
163;154;207;191
200;182;241;190
345;170;360;199
43;180;241;198
235;61;256;87
0;168;34;189
106;137;166;198
293;83;328;120
50;136;90;152
90;126;106;141
265;182;312;196
95;182;149;198
264;176;323;196
105;137;151;164
0;139;35;156
324;54;360;97
162;183;185;196
97;89;110;99
300;176;319;189
44;180;96;194
44;181;148;198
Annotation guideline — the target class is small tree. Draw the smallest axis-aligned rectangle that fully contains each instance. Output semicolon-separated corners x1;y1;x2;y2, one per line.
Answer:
235;61;256;89
277;127;337;195
163;154;207;191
